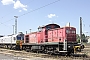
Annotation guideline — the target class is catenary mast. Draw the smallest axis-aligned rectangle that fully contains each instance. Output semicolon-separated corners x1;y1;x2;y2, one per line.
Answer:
14;16;18;34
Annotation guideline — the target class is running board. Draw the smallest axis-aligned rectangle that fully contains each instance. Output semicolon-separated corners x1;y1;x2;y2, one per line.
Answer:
59;51;67;52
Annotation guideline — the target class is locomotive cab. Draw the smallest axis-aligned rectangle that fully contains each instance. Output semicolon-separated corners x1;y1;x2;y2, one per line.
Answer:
38;24;60;43
16;32;24;50
65;27;76;42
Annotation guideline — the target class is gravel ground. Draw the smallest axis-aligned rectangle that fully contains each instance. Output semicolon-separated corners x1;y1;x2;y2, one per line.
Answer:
0;44;90;60
0;53;24;60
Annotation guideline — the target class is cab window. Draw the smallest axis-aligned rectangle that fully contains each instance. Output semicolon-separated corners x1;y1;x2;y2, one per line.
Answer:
54;25;60;28
66;30;70;33
46;26;51;30
66;30;75;34
16;36;21;40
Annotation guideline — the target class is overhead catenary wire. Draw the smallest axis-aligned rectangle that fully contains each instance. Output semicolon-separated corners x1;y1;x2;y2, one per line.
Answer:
0;22;11;29
0;0;60;26
0;0;35;20
19;0;60;17
0;0;35;27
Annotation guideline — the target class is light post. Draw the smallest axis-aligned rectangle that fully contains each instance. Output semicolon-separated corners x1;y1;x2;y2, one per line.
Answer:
14;16;18;34
12;25;15;35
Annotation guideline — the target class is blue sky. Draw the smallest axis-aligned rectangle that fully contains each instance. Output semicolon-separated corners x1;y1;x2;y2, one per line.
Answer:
0;0;90;36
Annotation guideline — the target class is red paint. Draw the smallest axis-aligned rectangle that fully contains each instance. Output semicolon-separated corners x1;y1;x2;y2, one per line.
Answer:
24;24;76;44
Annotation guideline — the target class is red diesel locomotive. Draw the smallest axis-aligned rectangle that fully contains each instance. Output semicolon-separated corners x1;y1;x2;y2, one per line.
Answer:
22;23;82;55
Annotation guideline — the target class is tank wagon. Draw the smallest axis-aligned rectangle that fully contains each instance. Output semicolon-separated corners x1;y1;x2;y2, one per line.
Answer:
0;32;24;49
22;23;82;55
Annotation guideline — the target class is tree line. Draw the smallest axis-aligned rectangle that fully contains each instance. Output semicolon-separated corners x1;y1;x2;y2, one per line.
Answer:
76;34;88;43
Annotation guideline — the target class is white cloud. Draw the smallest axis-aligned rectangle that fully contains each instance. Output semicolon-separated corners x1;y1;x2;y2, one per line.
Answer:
1;0;27;11
1;0;15;5
47;14;56;18
14;0;27;11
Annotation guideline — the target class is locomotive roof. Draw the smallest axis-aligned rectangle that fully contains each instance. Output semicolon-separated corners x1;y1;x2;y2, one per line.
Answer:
26;32;37;35
38;23;60;28
3;32;24;37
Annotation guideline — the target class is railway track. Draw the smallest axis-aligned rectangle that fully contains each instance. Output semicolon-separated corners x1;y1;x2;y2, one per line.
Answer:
0;48;90;60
